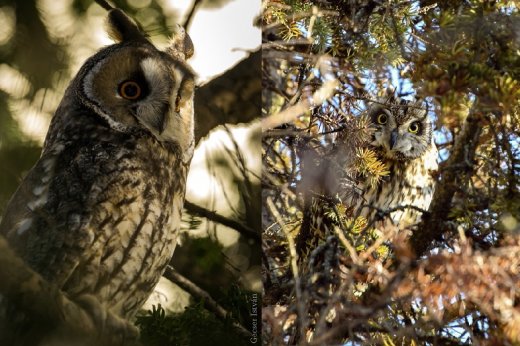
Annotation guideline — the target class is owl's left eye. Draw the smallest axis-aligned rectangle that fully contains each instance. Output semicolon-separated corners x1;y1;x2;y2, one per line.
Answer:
408;121;421;134
119;81;142;100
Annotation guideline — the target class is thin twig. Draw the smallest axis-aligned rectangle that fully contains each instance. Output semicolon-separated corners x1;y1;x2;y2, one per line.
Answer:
263;9;340;32
262;56;340;129
94;0;114;11
266;196;308;344
184;200;260;241
183;0;203;29
163;266;251;338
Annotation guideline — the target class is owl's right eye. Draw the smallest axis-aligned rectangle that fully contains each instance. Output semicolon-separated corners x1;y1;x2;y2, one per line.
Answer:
376;113;387;124
118;81;142;100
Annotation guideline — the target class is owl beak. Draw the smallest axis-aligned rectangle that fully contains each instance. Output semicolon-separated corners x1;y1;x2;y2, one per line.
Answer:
389;130;398;149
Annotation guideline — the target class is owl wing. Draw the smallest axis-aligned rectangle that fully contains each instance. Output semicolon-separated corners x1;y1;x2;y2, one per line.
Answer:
0;138;117;288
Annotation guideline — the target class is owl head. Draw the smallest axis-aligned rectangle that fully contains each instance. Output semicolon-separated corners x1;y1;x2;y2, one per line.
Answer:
368;93;433;161
62;4;195;161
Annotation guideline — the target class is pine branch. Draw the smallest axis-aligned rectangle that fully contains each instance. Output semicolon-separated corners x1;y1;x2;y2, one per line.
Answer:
262;55;340;129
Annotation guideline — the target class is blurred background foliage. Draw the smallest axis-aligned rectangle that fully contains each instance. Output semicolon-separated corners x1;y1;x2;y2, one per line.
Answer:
0;0;260;344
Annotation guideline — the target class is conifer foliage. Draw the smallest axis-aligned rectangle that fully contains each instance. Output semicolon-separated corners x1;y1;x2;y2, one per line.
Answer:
262;1;520;344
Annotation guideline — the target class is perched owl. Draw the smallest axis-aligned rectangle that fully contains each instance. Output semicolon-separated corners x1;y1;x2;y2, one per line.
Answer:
297;93;438;259
342;94;438;228
0;1;195;340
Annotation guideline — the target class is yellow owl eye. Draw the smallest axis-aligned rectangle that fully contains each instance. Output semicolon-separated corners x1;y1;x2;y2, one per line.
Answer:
408;122;421;134
376;113;387;124
119;81;142;100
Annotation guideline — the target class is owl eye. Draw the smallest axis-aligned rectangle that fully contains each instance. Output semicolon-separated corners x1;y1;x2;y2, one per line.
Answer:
408;121;421;134
376;113;387;125
118;81;142;100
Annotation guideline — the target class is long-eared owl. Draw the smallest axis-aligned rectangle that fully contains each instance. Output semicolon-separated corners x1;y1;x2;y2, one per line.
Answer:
0;1;195;327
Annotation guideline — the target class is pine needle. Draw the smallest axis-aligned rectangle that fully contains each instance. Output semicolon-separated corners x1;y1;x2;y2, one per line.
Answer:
355;148;390;188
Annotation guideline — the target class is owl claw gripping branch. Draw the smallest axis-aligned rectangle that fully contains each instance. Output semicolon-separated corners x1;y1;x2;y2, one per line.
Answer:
0;1;195;344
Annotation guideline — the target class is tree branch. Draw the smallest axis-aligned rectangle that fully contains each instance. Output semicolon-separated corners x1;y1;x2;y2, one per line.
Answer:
184;200;260;241
0;235;140;345
261;60;340;129
194;50;261;143
163;266;251;338
410;109;483;256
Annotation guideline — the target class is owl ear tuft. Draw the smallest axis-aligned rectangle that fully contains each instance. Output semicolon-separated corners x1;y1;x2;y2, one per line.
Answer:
165;25;194;61
384;86;397;102
106;9;147;43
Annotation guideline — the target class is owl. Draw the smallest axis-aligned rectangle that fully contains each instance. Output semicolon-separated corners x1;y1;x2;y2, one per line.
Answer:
0;2;195;341
342;93;438;228
297;92;438;260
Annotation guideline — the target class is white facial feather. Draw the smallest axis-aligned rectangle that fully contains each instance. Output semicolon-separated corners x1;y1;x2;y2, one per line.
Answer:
138;58;194;161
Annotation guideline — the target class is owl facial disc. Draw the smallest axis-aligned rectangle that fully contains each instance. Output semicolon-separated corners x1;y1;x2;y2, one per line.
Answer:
75;7;196;163
369;98;433;161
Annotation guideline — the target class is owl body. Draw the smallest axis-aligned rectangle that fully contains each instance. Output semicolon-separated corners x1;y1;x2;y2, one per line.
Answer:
345;144;438;227
0;7;195;321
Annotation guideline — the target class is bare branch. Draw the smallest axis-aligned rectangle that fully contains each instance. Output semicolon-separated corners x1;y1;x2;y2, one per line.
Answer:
184;200;260;241
163;266;251;338
194;50;261;143
0;235;140;346
411;109;483;256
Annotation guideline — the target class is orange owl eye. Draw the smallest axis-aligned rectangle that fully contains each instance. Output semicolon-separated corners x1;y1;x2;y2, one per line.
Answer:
376;113;387;124
118;81;142;100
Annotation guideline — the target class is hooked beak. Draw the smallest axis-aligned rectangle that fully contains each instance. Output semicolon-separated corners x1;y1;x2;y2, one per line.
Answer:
389;130;398;149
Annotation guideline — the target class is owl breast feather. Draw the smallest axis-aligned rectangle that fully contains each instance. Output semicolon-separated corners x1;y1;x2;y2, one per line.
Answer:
1;120;187;319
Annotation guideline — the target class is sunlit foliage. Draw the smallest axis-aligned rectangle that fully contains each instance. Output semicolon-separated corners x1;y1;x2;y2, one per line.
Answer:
262;0;520;344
